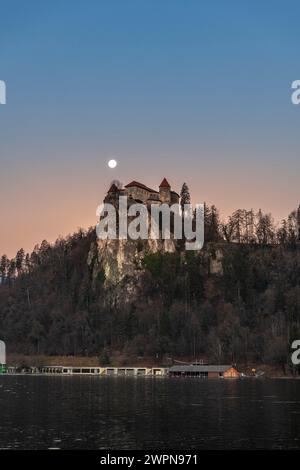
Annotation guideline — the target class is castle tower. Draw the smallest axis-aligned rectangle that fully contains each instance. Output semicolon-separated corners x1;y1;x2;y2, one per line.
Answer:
159;178;171;203
108;183;119;194
104;182;120;205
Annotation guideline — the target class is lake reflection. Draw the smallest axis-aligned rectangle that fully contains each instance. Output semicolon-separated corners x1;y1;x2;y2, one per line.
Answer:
0;376;300;449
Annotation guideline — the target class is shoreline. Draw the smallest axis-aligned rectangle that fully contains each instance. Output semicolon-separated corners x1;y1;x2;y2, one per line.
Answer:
1;373;300;379
4;354;298;379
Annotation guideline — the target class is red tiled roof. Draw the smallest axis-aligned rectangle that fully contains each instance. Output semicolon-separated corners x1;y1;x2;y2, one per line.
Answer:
108;183;119;193
159;177;171;188
125;181;158;193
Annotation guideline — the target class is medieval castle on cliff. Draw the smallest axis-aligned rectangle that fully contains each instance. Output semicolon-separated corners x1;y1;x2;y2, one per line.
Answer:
104;178;180;206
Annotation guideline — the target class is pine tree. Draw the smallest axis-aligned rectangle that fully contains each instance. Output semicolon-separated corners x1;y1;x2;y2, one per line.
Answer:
287;211;298;246
16;248;25;275
297;205;300;241
205;205;221;242
180;183;191;241
7;259;16;282
0;255;8;282
231;209;246;243
180;183;191;211
245;209;255;243
277;219;288;244
255;210;275;244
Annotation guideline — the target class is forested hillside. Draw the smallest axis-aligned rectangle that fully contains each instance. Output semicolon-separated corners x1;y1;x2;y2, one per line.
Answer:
0;203;299;370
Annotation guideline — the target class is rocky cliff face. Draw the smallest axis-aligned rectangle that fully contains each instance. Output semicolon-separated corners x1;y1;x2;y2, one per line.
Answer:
87;228;225;307
88;237;177;304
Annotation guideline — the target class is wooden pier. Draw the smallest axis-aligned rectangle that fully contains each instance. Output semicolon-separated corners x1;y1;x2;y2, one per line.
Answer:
35;365;167;376
4;364;239;378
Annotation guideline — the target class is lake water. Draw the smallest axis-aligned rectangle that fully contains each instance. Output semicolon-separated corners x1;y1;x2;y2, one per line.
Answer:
0;376;300;449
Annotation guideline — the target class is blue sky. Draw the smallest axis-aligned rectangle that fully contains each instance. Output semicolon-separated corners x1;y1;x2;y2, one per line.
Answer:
0;0;299;255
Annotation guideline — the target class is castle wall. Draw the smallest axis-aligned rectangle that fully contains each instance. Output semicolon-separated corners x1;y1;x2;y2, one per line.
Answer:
126;187;150;203
171;192;179;204
159;187;171;203
107;181;178;206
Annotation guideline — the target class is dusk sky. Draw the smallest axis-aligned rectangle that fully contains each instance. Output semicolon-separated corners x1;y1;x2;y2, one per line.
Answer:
1;0;299;257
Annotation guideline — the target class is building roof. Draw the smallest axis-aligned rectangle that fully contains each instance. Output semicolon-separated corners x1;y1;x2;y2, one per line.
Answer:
108;183;119;193
159;177;171;188
169;365;234;373
125;181;158;193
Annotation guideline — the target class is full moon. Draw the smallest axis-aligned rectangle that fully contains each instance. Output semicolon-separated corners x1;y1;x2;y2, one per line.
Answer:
108;159;117;169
